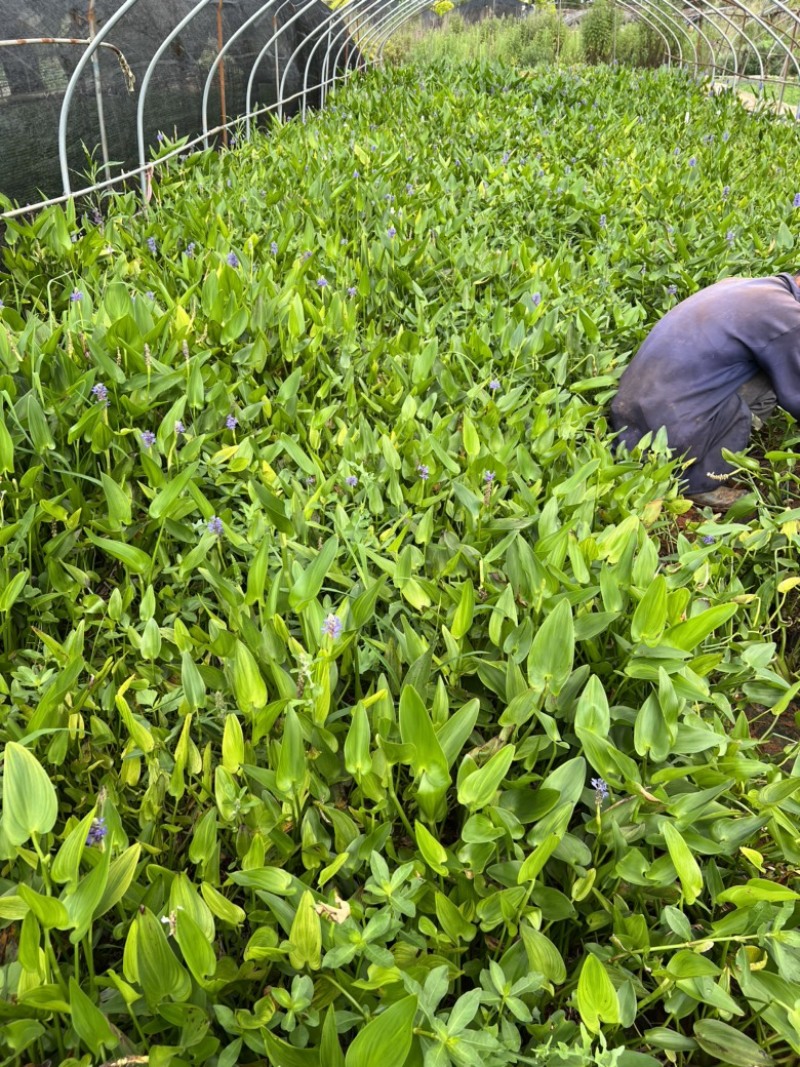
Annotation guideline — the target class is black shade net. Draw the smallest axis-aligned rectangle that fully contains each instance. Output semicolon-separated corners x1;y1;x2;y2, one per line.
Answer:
0;0;361;207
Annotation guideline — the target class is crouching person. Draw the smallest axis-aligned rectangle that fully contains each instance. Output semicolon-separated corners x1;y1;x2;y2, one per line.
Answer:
610;273;800;508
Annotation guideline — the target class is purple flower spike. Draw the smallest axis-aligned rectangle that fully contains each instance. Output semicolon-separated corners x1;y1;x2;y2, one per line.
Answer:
147;237;158;254
227;251;239;268
70;289;84;302
208;516;224;536
226;414;238;430
387;226;397;238
140;430;156;448
531;292;541;307
321;613;343;639
794;193;800;209
417;464;429;480
174;420;185;434
271;241;279;255
92;383;108;403
87;817;108;846
667;284;677;296
484;470;496;484
489;379;500;392
702;535;715;545
345;475;358;487
591;777;609;801
347;286;357;298
599;214;606;228
317;276;328;288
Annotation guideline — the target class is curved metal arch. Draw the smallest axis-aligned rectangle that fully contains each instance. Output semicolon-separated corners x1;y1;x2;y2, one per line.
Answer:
242;0;350;130
297;0;385;120
137;0;215;198
758;8;800;101
370;0;435;64
275;0;371;121
619;0;687;68
639;0;708;76
202;0;281;147
327;0;395;83
681;0;749;87
604;0;675;68
680;0;740;83
720;0;800;89
58;0;142;198
338;0;420;68
373;0;456;67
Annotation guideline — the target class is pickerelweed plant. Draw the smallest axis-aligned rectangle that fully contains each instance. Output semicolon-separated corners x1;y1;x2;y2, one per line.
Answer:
1;60;800;1067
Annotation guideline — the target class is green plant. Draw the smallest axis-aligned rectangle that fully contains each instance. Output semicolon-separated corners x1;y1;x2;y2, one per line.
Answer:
1;59;800;1067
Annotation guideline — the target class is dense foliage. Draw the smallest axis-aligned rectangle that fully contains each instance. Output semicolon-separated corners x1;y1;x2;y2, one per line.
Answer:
2;61;800;1067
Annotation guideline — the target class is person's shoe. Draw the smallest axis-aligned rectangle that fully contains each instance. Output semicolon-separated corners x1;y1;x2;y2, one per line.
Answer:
688;486;746;509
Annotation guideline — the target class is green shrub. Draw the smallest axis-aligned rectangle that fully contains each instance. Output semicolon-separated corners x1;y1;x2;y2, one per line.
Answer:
581;0;617;64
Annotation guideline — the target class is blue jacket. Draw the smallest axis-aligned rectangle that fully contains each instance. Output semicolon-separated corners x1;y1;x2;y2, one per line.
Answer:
610;274;800;492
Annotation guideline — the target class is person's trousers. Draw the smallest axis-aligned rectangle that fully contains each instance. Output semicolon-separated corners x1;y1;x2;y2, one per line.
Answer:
686;371;777;493
736;370;777;430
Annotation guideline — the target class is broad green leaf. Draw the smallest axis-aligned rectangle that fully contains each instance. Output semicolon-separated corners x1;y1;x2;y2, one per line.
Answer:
201;882;246;925
692;1019;773;1066
321;1006;346;1067
520;923;567;984
222;712;245;772
435;891;476;943
631;575;667;644
95;844;142;919
135;907;192;1007
100;473;132;526
457;744;515;812
231;639;267;717
176;908;216;985
576;954;620;1033
527;598;574;696
415;820;448;875
289;535;339;611
2;742;58;845
51;808;97;890
288;890;322;970
662;821;703;905
65;843;111;943
437;698;480;769
663;604;738;652
0;569;29;612
148;462;198;520
345;995;417;1067
518;832;561;883
451;579;475;639
276;707;307;795
85;531;152;575
344;702;371;779
69;977;116;1055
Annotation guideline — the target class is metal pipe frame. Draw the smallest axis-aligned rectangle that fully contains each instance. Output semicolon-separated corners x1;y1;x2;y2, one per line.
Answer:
681;0;739;84
368;0;430;62
721;0;800;94
291;0;392;121
610;1;674;68
202;0;280;147
245;0;352;127
7;0;797;219
137;0;216;197
276;0;357;120
58;0;141;197
299;0;369;119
